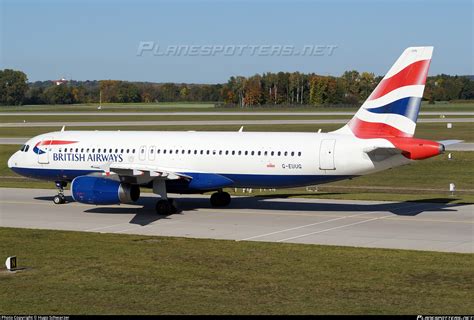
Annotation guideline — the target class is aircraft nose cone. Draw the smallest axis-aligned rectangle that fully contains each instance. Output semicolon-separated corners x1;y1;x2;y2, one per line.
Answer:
8;153;16;169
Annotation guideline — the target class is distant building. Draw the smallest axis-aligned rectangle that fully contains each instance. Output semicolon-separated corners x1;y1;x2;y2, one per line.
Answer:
54;77;68;86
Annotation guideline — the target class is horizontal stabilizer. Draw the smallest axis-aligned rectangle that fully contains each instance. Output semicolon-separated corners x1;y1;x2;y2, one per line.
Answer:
437;139;463;146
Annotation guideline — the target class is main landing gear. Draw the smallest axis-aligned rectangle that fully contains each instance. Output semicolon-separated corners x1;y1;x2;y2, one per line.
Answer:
153;180;178;215
152;180;232;215
155;198;178;216
210;191;231;207
53;181;67;204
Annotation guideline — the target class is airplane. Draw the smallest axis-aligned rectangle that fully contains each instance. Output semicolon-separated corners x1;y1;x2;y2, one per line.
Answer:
8;46;461;215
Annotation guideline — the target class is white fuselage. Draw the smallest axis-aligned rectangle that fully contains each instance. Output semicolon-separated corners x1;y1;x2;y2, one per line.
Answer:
8;130;410;190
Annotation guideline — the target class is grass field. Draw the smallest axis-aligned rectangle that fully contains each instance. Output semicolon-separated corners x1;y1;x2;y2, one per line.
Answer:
0;102;216;112
0;227;472;314
1;114;473;124
0;101;473;113
0;122;472;142
0;114;355;123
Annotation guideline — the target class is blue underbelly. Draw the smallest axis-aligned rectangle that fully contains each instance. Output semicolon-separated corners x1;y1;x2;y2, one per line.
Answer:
10;167;355;190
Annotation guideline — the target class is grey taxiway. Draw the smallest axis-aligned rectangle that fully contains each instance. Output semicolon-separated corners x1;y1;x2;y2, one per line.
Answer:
1;111;474;116
1;118;473;128
1;188;472;253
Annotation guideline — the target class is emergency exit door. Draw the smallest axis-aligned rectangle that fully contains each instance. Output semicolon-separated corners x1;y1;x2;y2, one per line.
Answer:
37;138;53;164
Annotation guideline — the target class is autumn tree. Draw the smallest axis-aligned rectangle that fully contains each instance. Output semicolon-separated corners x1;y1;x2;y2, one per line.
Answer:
243;75;263;106
0;69;28;105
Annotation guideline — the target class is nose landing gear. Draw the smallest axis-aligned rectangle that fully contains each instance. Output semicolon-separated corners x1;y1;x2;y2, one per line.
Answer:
53;181;67;204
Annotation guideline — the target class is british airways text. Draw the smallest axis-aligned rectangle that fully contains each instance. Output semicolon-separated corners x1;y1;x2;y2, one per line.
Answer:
52;153;124;162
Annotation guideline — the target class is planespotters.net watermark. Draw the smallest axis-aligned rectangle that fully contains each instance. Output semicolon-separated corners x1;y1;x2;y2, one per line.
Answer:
136;41;338;57
417;316;474;320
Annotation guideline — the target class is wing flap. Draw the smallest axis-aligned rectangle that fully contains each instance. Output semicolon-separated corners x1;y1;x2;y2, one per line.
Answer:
92;162;192;180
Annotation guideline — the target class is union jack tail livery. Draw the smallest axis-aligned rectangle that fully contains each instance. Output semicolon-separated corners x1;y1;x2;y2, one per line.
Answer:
336;46;433;138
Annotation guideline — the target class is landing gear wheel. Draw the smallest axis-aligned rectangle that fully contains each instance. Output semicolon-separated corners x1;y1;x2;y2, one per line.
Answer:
168;198;178;214
54;181;67;204
156;199;173;215
53;194;65;204
210;191;231;207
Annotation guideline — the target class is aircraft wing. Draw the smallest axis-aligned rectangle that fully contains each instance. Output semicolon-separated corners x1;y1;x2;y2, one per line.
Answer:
92;162;192;180
90;162;234;190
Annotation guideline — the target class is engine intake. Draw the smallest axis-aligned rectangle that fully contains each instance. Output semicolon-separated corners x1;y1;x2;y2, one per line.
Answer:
71;176;140;205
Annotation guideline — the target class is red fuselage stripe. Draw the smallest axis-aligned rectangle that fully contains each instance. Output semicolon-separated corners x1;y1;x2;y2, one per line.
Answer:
38;140;78;146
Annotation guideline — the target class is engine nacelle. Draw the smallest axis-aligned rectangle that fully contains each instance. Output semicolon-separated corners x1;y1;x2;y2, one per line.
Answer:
71;176;140;205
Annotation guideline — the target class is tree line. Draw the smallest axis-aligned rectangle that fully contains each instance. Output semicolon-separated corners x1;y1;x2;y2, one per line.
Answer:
1;69;473;106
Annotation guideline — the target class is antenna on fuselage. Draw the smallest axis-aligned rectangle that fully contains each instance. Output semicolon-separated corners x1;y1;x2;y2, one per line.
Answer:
61;125;66;132
238;126;244;132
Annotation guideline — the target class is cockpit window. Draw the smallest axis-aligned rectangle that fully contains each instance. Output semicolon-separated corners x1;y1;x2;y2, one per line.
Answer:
20;144;30;152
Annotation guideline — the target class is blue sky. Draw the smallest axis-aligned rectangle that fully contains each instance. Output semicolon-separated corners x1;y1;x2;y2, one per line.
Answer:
1;0;472;83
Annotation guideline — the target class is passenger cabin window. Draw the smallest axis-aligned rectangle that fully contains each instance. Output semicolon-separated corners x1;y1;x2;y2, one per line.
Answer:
139;146;146;161
149;146;156;161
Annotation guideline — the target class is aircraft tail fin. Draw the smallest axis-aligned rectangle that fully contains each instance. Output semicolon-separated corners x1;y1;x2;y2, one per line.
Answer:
333;46;433;138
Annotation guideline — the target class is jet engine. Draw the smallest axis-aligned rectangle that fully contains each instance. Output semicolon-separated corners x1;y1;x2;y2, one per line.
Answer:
71;176;140;205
